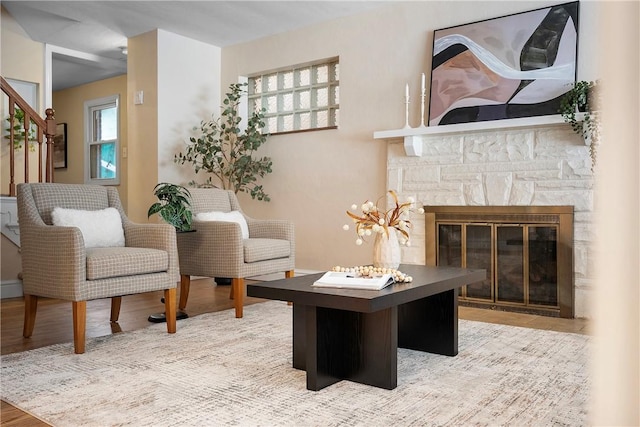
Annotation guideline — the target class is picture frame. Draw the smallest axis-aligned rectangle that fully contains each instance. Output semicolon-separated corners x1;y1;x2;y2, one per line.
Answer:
53;123;67;169
428;1;579;127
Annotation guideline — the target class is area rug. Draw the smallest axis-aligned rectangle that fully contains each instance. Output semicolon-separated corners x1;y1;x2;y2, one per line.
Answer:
1;301;589;426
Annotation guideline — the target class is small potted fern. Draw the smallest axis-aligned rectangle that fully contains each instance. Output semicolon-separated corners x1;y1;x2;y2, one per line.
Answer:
147;183;193;232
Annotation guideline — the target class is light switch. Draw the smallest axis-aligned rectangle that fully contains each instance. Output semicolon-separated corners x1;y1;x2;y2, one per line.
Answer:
134;91;144;105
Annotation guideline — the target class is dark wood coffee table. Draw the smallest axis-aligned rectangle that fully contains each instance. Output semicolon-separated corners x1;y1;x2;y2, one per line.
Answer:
247;264;485;391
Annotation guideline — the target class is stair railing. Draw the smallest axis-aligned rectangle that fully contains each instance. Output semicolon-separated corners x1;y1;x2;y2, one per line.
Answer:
1;76;56;196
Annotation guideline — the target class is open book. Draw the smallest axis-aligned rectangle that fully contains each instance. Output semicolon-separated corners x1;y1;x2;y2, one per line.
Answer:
312;271;395;291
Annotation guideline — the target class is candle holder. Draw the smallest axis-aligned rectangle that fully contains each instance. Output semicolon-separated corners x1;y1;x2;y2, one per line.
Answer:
404;96;411;129
419;93;427;128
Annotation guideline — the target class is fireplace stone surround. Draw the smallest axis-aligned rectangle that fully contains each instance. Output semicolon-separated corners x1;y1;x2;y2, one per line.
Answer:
380;120;594;318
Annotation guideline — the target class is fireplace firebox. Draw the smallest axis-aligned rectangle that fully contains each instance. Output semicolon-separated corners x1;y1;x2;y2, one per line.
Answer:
425;206;574;318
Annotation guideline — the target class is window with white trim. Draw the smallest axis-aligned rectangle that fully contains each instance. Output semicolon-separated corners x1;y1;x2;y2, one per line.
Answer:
248;58;339;134
84;95;119;185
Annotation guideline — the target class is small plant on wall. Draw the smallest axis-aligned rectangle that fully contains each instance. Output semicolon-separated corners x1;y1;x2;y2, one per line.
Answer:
559;80;601;170
175;83;272;201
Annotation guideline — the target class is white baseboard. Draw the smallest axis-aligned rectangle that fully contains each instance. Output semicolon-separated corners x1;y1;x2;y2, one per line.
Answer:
1;280;23;299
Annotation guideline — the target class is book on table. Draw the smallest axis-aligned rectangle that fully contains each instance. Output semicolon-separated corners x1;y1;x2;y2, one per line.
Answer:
312;271;395;290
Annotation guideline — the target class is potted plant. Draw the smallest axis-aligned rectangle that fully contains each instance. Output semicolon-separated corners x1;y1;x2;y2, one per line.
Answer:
175;82;272;202
147;183;193;232
559;80;600;170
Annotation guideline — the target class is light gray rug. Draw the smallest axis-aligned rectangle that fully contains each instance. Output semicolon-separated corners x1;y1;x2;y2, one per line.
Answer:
1;301;589;426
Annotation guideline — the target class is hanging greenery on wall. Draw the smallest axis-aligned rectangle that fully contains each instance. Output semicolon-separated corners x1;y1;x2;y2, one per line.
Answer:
559;80;600;171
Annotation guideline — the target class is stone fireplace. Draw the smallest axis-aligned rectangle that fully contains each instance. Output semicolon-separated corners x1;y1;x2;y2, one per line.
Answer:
378;119;594;318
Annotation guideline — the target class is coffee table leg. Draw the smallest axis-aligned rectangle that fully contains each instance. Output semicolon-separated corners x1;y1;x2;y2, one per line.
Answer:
305;305;398;391
292;303;306;370
398;288;458;356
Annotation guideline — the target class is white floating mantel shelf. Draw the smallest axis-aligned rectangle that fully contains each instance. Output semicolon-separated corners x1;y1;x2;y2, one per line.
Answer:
373;114;581;157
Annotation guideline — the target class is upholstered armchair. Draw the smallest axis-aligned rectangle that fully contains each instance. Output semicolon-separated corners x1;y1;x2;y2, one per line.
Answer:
17;183;179;354
176;188;295;318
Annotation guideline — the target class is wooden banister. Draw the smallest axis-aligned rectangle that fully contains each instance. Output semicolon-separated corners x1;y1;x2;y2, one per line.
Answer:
1;76;56;196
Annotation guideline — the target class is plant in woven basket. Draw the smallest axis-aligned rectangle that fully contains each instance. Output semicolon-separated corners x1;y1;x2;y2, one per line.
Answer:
147;183;193;232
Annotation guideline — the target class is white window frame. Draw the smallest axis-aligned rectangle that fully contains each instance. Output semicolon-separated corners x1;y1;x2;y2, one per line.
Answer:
247;57;339;135
84;95;120;185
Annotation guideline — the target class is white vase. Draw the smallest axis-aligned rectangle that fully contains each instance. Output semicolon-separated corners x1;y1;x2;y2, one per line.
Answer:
373;227;401;269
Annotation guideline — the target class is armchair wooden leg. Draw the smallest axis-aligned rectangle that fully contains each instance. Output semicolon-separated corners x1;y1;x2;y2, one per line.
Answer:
232;278;244;318
72;301;87;354
286;270;295;305
23;294;38;338
179;274;190;311
164;288;177;334
110;296;122;322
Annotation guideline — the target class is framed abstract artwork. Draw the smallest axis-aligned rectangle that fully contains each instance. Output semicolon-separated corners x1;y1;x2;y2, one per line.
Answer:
428;2;579;126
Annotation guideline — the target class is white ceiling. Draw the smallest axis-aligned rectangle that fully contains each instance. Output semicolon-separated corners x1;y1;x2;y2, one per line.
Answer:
2;1;389;91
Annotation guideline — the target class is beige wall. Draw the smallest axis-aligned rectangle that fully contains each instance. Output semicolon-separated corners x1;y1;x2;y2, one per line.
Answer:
220;1;598;271
0;7;44;112
156;29;221;187
52;75;128;208
1;6;45;194
126;29;221;223
126;31;159;222
591;2;639;424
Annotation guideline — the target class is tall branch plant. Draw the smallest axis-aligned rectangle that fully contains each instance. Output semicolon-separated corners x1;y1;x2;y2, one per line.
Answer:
175;83;272;201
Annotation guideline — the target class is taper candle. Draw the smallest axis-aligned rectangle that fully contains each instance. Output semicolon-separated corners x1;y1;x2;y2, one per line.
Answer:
404;83;410;129
421;73;425;94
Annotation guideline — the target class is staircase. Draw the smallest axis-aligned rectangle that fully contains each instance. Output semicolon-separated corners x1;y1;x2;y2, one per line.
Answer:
1;76;56;197
1;76;56;298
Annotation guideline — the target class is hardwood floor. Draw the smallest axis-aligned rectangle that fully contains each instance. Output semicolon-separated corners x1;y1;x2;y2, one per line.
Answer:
1;277;589;426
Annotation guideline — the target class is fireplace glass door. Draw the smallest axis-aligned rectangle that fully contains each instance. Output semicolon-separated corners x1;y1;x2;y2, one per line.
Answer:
465;225;492;300
437;222;559;310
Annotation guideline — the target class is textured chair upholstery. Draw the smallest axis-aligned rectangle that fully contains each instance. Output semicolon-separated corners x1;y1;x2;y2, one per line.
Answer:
176;188;295;318
17;183;179;353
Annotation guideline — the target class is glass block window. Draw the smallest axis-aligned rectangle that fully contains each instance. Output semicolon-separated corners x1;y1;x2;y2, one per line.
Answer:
248;58;339;134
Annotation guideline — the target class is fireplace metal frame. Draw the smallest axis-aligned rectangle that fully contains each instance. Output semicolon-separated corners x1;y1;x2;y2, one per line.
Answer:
424;205;574;318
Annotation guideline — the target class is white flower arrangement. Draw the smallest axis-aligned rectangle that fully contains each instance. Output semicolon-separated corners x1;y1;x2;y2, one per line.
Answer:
342;190;424;246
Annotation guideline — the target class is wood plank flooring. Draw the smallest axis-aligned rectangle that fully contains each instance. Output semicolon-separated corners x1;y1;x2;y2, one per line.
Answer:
1;277;589;426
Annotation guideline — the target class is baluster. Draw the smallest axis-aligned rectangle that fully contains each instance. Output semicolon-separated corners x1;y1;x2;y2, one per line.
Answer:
8;101;16;196
45;108;56;183
37;127;44;183
23;110;30;183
